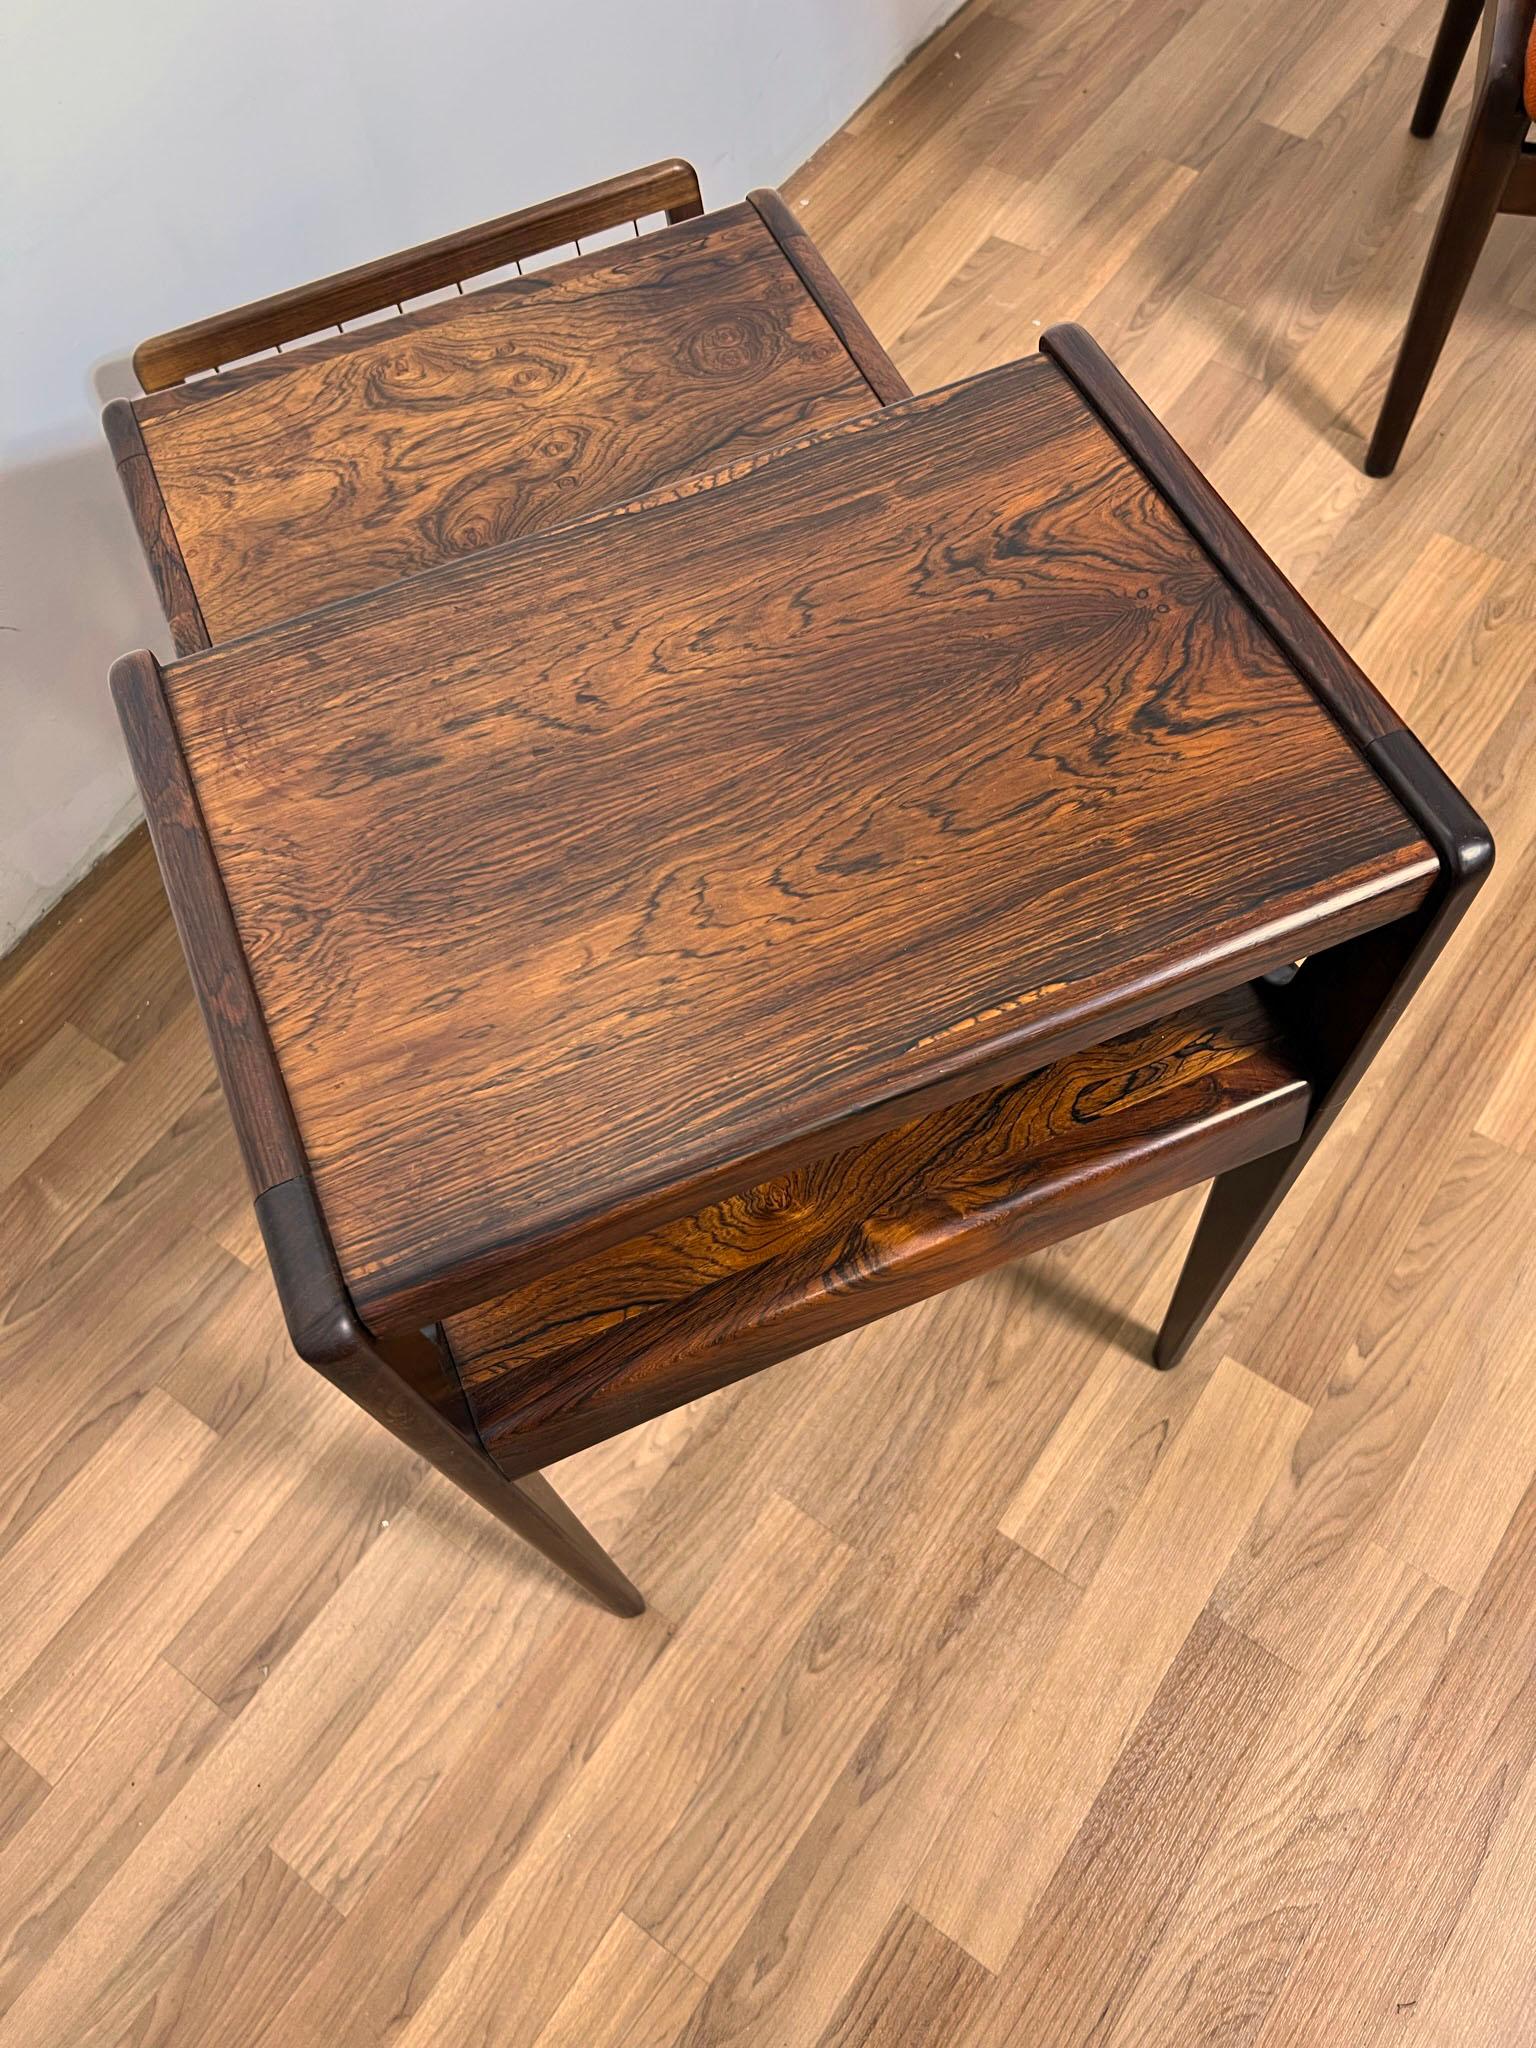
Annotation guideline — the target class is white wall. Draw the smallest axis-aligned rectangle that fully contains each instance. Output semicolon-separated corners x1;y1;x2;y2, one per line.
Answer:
1;0;955;954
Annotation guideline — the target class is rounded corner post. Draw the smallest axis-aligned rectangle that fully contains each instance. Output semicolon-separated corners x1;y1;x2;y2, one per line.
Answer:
663;158;705;221
254;1175;364;1370
108;645;164;711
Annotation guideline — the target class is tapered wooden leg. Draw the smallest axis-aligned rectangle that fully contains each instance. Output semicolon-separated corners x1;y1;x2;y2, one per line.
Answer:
379;1328;645;1616
1366;85;1511;474
487;1470;646;1617
1154;1147;1299;1369
360;1345;646;1615
1412;0;1483;136
256;1177;645;1617
1155;728;1492;1368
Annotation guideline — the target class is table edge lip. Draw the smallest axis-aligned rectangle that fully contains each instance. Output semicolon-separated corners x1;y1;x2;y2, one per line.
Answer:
127;181;735;422
112;328;1493;1349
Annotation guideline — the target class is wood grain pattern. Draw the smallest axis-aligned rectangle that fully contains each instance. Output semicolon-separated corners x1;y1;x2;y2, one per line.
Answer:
448;986;1309;1474
109;649;305;1198
100;401;210;654
387;1495;847;2048
107;660;646;1617
10;4;1536;2041
0;1502;470;2047
1110;1545;1458;2045
965;1609;1293;2045
530;1915;706;2048
0;1747;48;1860
117;1846;341;2048
0;1023;120;1187
912;1355;1308;1969
747;188;912;403
130;203;885;640
160;351;1435;1329
1042;323;1406;751
132;159;705;389
0;1662;226;2015
1211;1139;1523;1674
1256;1475;1536;2041
816;1908;990;2048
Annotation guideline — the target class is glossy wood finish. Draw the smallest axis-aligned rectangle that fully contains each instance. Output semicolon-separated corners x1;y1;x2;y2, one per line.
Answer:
156;351;1437;1332
447;985;1310;1475
125;198;888;640
132;159;705;390
100;402;210;655
747;188;911;402
110;651;303;1195
1028;329;1495;1369
19;7;1536;2037
109;652;645;1616
1042;325;1404;749
1366;0;1536;473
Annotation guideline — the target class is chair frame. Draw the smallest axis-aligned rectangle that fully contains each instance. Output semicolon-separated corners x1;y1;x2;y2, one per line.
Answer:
1367;0;1536;474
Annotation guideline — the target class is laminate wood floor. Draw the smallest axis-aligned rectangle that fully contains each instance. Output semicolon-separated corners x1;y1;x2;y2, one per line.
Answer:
2;2;1534;2039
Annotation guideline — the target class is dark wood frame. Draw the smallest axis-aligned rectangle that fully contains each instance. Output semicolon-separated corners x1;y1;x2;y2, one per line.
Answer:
110;325;1491;1613
747;188;911;404
101;400;211;656
1366;0;1536;474
131;159;706;392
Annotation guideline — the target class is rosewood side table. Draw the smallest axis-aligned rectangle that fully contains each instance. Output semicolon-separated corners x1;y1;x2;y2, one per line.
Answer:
104;162;906;650
111;330;1491;1615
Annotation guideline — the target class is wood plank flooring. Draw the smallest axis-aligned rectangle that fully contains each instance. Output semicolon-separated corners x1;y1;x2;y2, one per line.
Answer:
2;1;1534;2038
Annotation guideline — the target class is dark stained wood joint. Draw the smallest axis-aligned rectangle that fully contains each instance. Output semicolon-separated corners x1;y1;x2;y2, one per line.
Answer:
132;158;706;389
748;187;912;403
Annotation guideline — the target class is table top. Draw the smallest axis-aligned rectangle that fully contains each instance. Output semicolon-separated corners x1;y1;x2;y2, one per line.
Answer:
130;201;889;642
150;346;1437;1329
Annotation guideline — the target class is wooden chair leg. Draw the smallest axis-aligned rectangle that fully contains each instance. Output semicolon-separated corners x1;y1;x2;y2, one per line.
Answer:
1366;43;1518;474
1413;0;1484;136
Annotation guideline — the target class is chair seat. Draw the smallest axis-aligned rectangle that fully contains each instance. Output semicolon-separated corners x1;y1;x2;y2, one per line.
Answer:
444;984;1311;1476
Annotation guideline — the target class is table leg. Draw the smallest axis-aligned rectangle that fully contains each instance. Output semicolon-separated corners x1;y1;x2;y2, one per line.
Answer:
1153;730;1491;1368
257;1177;645;1616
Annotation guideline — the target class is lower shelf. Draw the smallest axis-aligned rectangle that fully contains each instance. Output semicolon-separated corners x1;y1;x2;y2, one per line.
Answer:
444;982;1310;1475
